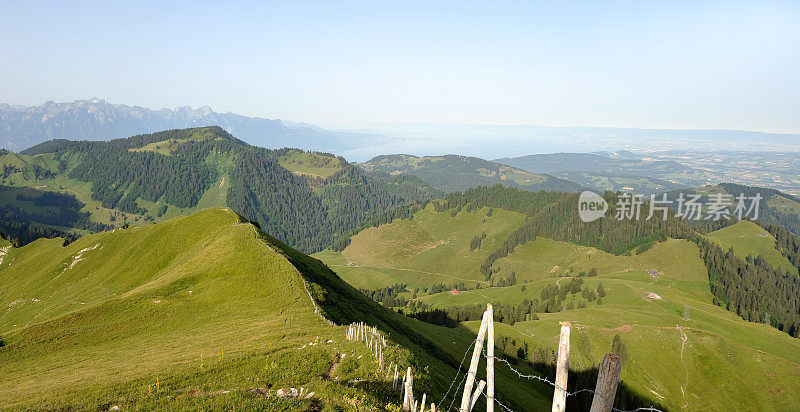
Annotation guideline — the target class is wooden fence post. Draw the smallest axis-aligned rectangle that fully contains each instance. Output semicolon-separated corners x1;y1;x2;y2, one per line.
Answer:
486;303;495;412
551;321;571;412
459;309;490;412
419;393;426;412
403;367;414;411
589;353;621;412
469;380;486;412
401;374;407;403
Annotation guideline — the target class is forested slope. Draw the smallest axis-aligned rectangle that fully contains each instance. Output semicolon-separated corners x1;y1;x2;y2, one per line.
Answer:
327;185;800;339
358;154;584;193
5;126;438;252
317;186;800;410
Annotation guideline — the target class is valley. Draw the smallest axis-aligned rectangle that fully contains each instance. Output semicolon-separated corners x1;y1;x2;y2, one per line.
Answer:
316;200;800;411
2;127;800;411
4;4;799;410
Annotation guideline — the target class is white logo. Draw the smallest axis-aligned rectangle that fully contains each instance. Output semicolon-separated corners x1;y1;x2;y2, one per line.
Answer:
578;191;608;222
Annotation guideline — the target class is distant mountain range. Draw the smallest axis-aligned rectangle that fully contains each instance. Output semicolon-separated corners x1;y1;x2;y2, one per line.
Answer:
0;99;386;152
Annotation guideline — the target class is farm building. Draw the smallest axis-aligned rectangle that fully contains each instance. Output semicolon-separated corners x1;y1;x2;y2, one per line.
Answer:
647;292;663;300
451;289;462;295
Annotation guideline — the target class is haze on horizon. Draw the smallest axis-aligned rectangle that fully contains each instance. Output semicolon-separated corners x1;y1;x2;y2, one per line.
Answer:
1;1;799;134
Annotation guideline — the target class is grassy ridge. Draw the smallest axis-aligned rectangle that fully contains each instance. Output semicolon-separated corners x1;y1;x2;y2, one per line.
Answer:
277;149;343;179
317;205;524;289
0;208;462;410
706;220;798;275
357;154;583;193
0;209;319;406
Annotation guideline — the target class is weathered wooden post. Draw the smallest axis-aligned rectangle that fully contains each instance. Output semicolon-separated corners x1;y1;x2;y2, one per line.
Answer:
401;374;407;403
403;367;415;411
589;353;621;412
419;393;427;412
486;303;495;412
459;308;490;412
469;380;486;412
552;321;571;412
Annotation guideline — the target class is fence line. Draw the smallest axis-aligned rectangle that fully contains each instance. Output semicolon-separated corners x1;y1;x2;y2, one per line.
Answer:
438;303;663;412
344;308;664;412
490;355;661;412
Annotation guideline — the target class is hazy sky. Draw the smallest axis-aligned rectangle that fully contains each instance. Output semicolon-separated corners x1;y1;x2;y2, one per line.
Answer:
2;1;799;132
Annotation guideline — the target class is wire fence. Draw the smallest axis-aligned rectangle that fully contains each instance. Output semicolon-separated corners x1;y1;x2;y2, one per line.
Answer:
438;339;475;411
490;354;662;412
431;339;663;412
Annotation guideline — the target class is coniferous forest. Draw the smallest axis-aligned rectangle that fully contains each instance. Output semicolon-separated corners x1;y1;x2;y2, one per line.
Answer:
358;185;800;339
16;127;436;252
8;129;800;339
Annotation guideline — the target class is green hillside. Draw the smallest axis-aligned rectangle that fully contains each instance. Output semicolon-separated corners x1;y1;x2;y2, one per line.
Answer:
357;154;584;193
707;220;798;275
495;152;706;194
0;208;470;409
667;183;800;237
3;127;436;252
316;192;800;410
316;204;525;289
2;207;630;411
276;148;344;178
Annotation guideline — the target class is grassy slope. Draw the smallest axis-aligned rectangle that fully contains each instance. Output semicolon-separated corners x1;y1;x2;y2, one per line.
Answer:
0;150;147;226
315;205;525;289
357;154;580;193
277;149;343;179
0;185;63;216
707;220;797;275
768;193;800;219
0;209;454;410
494;237;709;285
316;206;800;411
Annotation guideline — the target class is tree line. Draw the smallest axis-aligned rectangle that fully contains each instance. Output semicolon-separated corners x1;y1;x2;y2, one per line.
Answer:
0;187;110;246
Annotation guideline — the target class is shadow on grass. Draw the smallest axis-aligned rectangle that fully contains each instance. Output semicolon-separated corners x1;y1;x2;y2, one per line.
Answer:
438;323;665;412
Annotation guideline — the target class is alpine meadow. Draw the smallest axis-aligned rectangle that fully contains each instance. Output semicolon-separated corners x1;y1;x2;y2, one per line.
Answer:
3;2;800;411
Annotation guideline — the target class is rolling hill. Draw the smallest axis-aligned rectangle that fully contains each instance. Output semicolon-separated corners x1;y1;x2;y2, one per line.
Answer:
0;208;650;411
0;126;437;252
357;154;584;193
675;183;800;237
706;220;798;275
495;152;710;194
0;208;470;409
315;187;800;410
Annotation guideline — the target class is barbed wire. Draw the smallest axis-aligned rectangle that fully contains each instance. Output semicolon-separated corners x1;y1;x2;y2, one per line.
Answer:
438;339;476;411
480;385;514;412
445;365;471;412
490;354;662;412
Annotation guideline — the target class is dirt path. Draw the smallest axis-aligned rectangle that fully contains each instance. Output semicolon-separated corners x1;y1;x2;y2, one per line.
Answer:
323;352;343;381
329;265;491;286
678;325;689;410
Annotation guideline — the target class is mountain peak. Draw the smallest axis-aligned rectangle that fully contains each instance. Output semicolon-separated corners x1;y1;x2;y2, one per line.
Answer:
0;99;374;153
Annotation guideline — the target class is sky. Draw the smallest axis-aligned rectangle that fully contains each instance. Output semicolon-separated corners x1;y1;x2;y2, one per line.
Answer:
1;1;799;133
